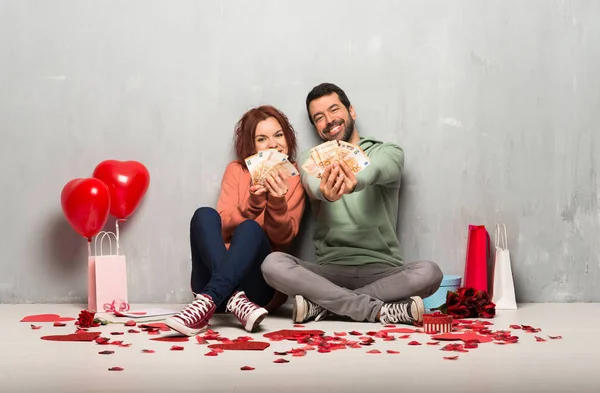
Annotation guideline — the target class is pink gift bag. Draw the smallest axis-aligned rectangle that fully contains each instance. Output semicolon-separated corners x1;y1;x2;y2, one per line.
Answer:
88;232;128;312
463;225;491;292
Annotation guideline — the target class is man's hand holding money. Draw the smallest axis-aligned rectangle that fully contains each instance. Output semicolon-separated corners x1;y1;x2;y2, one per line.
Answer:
319;160;357;202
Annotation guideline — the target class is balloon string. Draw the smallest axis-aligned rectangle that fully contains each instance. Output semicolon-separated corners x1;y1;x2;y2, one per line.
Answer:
116;220;120;256
87;240;92;257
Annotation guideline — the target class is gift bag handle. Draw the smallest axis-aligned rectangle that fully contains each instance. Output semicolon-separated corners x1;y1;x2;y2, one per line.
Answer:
495;224;508;250
93;231;118;256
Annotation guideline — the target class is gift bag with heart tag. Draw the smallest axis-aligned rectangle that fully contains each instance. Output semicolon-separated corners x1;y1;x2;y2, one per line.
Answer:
88;231;128;312
491;224;517;309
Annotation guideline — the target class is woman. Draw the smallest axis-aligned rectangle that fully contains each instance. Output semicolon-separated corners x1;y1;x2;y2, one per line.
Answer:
165;105;306;336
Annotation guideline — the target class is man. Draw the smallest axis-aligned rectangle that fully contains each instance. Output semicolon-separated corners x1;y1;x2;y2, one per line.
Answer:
261;83;443;325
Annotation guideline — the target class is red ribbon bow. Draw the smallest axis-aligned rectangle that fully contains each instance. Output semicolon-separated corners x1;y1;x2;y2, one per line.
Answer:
103;299;130;313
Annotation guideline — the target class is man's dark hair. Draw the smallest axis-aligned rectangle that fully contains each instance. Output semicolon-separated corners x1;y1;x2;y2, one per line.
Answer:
305;83;351;124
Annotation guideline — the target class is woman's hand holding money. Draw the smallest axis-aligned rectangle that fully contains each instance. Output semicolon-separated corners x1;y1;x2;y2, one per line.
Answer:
264;169;289;198
250;184;268;196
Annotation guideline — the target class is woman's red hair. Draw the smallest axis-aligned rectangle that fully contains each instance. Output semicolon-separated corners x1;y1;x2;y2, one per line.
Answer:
233;105;298;165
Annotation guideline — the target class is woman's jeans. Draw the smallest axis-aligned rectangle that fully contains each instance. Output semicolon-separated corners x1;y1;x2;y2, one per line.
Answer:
189;207;274;310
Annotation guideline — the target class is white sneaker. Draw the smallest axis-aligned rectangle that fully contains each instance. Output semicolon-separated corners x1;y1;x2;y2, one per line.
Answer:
293;295;329;323
379;296;424;325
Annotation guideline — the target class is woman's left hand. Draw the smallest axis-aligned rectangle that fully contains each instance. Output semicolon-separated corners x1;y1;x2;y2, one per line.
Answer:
265;169;289;198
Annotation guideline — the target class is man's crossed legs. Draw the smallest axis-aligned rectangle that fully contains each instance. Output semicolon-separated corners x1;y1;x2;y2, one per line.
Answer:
261;252;444;325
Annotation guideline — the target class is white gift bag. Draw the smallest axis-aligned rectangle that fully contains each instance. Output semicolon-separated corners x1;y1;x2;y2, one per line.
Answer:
491;224;517;309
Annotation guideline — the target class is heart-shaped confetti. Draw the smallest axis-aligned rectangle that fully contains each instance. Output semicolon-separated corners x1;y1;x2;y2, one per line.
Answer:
380;328;418;334
21;314;75;323
139;323;171;332
207;341;270;351
41;332;101;342
431;332;493;343
263;329;325;340
150;336;190;342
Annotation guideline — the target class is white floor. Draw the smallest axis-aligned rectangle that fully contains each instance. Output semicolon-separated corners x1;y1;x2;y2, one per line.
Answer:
1;302;599;393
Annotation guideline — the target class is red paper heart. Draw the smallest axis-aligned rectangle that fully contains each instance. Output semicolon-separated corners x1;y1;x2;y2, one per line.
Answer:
21;314;76;323
150;336;190;342
431;332;493;343
139;323;171;332
444;356;459;360
41;332;102;342
207;341;270;351
93;160;150;219
380;328;418;334
263;329;324;340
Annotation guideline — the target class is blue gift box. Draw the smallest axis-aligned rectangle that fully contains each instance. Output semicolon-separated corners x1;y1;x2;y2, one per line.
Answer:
423;275;462;311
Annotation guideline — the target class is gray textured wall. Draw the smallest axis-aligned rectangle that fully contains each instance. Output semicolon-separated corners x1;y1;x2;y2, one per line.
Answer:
1;0;599;304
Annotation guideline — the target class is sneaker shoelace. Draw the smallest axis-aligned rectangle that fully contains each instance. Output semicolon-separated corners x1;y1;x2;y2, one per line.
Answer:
229;295;258;322
176;296;212;325
305;300;328;322
382;302;411;324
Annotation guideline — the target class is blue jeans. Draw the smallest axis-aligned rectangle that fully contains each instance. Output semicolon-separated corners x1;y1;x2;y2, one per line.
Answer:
189;207;274;311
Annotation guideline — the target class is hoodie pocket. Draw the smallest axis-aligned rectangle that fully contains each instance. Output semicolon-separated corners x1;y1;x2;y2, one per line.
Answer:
323;226;391;254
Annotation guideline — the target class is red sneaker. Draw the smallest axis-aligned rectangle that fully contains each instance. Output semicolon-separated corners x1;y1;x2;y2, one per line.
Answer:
226;291;268;332
165;293;216;336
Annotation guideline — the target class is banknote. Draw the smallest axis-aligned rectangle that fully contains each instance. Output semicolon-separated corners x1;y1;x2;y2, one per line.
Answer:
301;156;324;179
302;141;371;178
245;149;299;185
338;143;371;174
269;160;299;179
245;150;272;185
313;141;340;170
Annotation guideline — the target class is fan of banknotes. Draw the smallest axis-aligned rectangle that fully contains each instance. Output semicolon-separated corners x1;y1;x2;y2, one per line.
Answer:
245;149;299;185
302;140;371;179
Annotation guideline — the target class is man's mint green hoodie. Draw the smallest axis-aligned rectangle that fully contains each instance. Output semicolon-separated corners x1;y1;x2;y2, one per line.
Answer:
299;136;405;267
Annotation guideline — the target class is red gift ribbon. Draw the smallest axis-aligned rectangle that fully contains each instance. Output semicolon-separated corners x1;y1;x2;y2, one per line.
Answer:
103;299;130;313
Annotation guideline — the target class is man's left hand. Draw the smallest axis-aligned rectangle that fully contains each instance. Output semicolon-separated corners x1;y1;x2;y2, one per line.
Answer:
337;160;358;194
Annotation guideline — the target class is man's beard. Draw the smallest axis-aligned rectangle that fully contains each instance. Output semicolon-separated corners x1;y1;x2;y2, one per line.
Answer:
323;116;355;142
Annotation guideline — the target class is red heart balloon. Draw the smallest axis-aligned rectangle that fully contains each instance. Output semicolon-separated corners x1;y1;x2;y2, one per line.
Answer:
93;160;150;219
61;178;111;241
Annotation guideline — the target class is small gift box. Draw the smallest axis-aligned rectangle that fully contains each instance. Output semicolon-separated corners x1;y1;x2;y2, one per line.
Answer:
423;313;453;334
423;274;462;310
